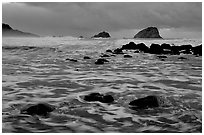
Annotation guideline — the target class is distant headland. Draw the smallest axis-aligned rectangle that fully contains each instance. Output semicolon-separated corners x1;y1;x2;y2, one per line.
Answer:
2;23;40;37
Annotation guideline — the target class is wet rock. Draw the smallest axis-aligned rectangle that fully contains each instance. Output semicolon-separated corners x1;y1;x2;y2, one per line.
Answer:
136;43;149;53
161;43;171;50
106;49;113;53
66;58;78;62
84;56;91;59
84;93;114;103
113;48;124;54
134;50;140;53
129;95;160;109
124;54;132;58
100;54;110;57
134;27;162;38
149;44;163;54
178;57;187;60
95;58;109;65
92;31;111;38
122;42;137;50
193;45;202;56
171;46;180;55
21;103;55;116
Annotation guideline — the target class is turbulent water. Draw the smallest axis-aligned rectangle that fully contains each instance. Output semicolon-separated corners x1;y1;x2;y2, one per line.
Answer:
2;37;202;133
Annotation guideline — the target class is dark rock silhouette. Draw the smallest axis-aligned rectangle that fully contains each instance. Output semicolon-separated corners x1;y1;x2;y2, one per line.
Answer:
20;103;55;116
134;27;162;38
106;49;113;53
149;43;163;54
193;44;202;56
100;54;110;57
171;46;180;55
113;48;124;54
84;56;91;59
129;95;160;109
92;31;111;38
178;57;187;60
95;58;109;65
136;43;150;53
161;43;171;50
124;54;132;58
84;93;114;103
66;58;78;62
122;42;137;50
2;23;39;37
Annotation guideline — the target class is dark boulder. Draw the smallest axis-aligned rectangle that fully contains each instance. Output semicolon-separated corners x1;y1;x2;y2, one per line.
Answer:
84;93;114;103
171;46;180;55
84;56;91;59
100;54;110;57
136;43;149;53
113;48;124;54
161;43;171;50
122;42;137;50
66;58;78;62
134;27;162;38
92;31;111;38
124;54;132;58
129;95;160;109
20;103;55;116
149;43;163;54
193;45;202;56
106;49;113;53
178;57;187;60
95;58;109;65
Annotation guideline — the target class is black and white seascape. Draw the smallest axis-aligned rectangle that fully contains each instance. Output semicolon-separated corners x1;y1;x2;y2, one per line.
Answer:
2;2;202;133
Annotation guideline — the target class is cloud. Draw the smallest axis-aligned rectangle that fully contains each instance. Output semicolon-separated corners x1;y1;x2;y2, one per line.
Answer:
2;2;202;37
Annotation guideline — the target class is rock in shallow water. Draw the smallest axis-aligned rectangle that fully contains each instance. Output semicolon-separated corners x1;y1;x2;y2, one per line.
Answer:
20;103;55;116
129;95;160;109
95;58;109;65
84;93;114;103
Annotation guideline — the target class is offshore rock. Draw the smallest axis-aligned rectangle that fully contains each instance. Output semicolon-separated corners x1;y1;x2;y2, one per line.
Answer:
193;44;202;56
92;31;111;38
134;27;162;38
20;103;55;116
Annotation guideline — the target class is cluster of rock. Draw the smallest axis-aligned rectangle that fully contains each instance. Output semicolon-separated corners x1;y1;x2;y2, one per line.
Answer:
120;42;202;56
20;94;164;116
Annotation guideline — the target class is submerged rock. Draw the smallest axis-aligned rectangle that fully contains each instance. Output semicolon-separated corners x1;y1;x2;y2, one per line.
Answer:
66;58;78;62
84;93;114;103
20;103;55;116
134;27;162;38
157;55;167;59
106;49;113;53
124;54;132;58
129;95;161;109
100;54;110;57
92;31;111;38
95;58;109;65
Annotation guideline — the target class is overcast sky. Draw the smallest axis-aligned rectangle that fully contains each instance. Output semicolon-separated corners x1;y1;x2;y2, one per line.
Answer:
2;2;202;38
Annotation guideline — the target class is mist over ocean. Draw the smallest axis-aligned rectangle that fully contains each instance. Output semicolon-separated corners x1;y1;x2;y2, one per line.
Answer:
2;37;202;133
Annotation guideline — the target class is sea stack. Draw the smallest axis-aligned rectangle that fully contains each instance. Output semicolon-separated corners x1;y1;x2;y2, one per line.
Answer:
134;27;162;38
92;31;111;38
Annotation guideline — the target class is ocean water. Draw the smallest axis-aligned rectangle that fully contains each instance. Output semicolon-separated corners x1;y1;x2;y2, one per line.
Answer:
2;37;202;133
